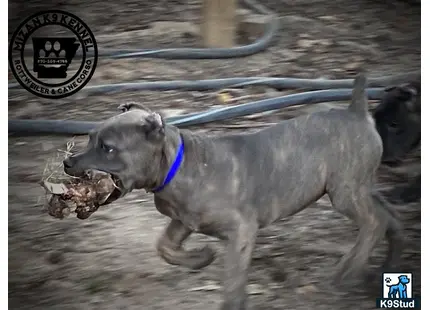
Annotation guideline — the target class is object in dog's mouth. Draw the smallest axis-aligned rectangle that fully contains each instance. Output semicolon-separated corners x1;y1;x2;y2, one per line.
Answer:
40;171;122;220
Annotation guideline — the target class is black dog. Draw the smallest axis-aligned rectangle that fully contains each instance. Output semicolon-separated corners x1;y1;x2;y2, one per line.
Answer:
373;81;421;203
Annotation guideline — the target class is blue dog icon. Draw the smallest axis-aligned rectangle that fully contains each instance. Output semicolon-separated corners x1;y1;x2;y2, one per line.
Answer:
386;275;410;299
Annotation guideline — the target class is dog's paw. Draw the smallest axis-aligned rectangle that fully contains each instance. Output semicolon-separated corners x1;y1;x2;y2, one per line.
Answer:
332;268;377;293
379;262;404;275
186;245;217;270
220;298;248;310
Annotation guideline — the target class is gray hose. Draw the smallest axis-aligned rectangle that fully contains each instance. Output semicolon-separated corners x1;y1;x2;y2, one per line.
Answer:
8;72;419;94
14;0;279;60
8;88;384;135
102;0;278;59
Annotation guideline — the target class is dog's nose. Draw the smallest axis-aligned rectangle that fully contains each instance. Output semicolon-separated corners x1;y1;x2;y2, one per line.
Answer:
63;157;73;169
63;156;86;177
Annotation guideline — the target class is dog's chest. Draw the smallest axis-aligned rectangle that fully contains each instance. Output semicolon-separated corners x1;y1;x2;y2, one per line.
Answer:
154;194;204;229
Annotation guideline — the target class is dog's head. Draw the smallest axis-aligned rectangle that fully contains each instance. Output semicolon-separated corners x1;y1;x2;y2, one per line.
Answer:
63;102;167;196
373;82;421;165
398;275;410;285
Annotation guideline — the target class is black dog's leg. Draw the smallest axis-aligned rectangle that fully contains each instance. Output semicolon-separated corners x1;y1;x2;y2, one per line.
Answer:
384;175;421;204
157;219;216;270
220;216;258;310
398;175;421;203
382;227;404;272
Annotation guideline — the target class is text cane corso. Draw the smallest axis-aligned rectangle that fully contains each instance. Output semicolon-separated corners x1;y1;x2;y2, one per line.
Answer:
64;73;403;310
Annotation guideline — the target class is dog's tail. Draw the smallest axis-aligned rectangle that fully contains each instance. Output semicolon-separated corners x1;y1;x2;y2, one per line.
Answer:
348;72;369;117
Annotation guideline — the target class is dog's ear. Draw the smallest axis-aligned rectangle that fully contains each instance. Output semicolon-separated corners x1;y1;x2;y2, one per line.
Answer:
142;112;165;142
383;84;420;113
118;102;151;113
399;84;420;113
383;85;397;92
383;84;414;95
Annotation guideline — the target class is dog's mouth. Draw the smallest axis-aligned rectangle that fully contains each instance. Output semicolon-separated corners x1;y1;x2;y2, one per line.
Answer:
107;173;126;199
110;173;122;188
95;173;123;206
93;170;127;203
381;157;402;167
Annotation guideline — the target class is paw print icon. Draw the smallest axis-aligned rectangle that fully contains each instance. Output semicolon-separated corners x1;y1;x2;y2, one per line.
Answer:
32;37;80;79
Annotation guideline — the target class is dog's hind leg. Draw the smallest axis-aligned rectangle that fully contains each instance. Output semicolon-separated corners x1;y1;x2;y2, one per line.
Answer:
372;191;404;271
157;219;216;270
327;182;388;284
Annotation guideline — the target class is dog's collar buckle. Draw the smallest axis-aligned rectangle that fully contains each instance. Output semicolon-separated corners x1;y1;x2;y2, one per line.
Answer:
152;136;185;193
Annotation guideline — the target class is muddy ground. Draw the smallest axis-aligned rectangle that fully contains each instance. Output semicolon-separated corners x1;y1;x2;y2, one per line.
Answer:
8;0;421;309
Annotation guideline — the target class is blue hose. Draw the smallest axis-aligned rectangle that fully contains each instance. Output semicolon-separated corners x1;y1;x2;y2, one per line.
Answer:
9;88;384;135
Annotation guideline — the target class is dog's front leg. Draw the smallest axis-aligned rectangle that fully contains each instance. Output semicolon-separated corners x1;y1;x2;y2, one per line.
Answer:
157;219;216;270
220;219;258;310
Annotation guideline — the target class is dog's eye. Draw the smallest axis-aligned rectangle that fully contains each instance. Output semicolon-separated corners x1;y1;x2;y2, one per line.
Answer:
100;142;114;153
389;121;399;128
387;121;405;135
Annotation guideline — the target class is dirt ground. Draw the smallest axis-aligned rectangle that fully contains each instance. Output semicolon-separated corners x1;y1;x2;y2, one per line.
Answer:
8;0;421;309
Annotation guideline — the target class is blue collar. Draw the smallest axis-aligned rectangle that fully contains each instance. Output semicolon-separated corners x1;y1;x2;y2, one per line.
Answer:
152;136;185;193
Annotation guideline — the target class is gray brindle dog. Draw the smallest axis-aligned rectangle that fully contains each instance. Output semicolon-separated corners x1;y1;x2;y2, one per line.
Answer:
64;74;403;310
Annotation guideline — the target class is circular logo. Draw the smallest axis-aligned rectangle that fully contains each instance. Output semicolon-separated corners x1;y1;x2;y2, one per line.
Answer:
9;10;98;99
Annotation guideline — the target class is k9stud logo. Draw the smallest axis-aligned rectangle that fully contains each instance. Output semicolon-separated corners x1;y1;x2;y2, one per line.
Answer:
376;273;420;309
